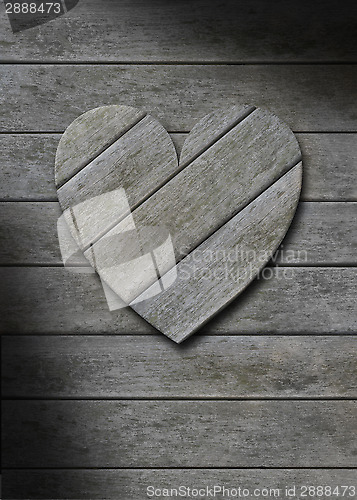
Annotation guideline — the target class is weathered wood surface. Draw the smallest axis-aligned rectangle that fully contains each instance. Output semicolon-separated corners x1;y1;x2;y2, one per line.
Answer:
56;104;254;255
3;336;357;398
1;65;357;132
1;0;357;62
3;401;357;467
75;107;302;329
177;105;256;166
56;113;177;212
85;107;300;262
131;166;302;342
1;133;356;201
57;112;179;250
55;105;146;187
1;0;356;493
57;104;252;188
0;267;355;334
1;202;355;265
3;468;357;500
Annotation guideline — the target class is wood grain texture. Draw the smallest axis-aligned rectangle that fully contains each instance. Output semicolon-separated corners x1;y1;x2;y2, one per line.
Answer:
55;105;146;187
297;134;357;201
3;336;357;398
0;267;355;334
56;104;252;254
57;112;179;250
0;134;59;201
85;107;300;267
1;202;355;265
0;0;356;62
131;165;302;342
3;401;357;467
1;133;356;201
1;0;356;491
57;113;177;212
2;469;357;500
1;65;357;132
177;105;256;166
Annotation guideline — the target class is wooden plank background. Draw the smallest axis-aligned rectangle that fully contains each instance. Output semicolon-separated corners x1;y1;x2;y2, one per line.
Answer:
1;0;357;498
0;0;356;62
3;470;357;500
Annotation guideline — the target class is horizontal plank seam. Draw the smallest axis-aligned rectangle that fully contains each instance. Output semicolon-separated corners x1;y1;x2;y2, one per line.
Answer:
1;61;357;65
1;130;357;134
2;199;357;203
3;334;357;339
272;263;357;268
2;467;357;471
56;112;147;189
2;201;356;205
3;397;357;401
1;263;357;268
2;332;357;337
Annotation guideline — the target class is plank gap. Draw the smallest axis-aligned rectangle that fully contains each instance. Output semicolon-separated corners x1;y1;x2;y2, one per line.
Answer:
3;397;357;401
1;61;357;65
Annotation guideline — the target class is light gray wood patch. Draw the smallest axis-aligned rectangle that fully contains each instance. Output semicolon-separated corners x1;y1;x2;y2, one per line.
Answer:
178;105;255;165
0;268;355;335
55;105;146;187
1;65;356;132
3;336;357;398
3;401;357;467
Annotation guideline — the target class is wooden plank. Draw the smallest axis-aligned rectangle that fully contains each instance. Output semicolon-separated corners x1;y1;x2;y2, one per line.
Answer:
1;133;356;202
0;134;59;201
274;201;357;264
1;65;357;132
130;165;302;342
3;401;357;467
3;336;357;398
0;267;355;334
297;134;357;201
1;0;357;62
55;105;146;187
0;202;63;265
3;468;357;500
1;202;355;265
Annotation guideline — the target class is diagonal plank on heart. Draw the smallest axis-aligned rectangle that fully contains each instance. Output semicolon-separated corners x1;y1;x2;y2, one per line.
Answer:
55;105;302;343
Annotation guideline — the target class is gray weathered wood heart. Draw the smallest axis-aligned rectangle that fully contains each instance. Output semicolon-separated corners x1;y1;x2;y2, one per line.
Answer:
55;105;302;343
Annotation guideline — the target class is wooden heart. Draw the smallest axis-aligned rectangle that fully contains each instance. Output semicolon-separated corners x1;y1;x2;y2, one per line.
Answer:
55;105;302;343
